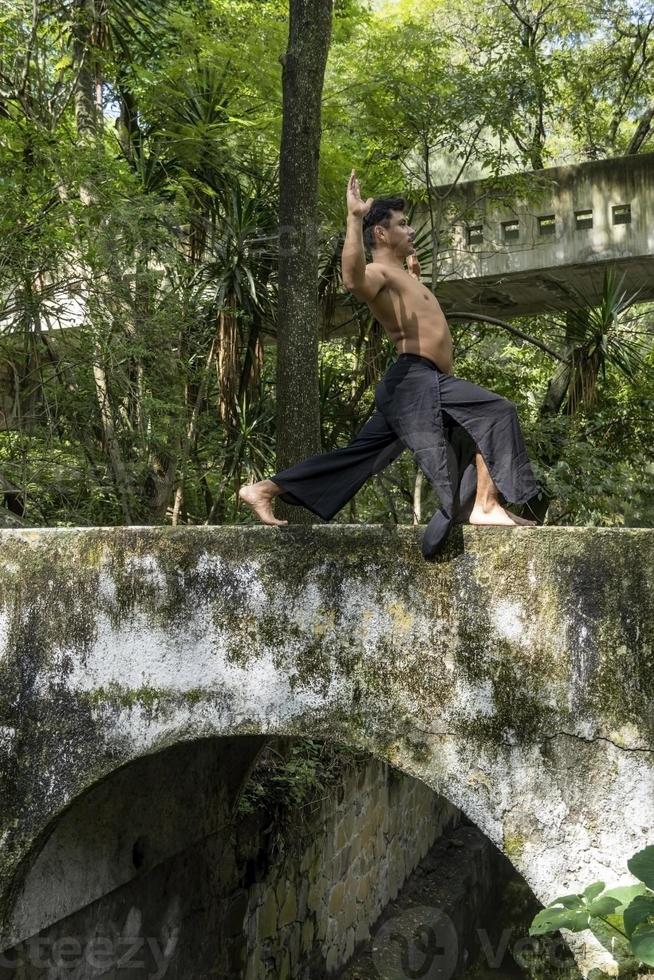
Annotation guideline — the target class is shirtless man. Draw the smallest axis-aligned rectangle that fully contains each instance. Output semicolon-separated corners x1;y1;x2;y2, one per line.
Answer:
240;171;538;557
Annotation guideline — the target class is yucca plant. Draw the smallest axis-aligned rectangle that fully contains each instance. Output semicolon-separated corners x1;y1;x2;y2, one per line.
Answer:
542;270;650;418
197;175;279;425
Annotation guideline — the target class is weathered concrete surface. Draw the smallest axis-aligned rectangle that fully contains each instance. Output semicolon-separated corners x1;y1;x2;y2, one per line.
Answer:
0;525;653;976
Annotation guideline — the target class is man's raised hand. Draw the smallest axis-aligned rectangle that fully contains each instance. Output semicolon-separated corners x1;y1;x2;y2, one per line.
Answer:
347;170;373;218
407;252;421;280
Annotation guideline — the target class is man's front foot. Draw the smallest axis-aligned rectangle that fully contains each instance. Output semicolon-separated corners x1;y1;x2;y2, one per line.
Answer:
468;502;536;527
238;480;288;526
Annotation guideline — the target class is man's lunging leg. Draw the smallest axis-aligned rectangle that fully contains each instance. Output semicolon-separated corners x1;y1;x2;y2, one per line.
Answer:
239;410;403;525
468;453;536;527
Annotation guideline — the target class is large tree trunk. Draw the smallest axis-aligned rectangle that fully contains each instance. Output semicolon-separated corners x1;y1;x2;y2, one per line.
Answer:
275;0;333;523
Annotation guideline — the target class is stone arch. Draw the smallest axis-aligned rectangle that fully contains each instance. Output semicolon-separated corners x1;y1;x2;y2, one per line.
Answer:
2;731;547;980
3;716;649;979
2;736;266;955
1;723;467;928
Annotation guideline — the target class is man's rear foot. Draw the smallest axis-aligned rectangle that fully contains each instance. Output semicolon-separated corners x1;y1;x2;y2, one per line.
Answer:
468;503;536;527
238;480;288;526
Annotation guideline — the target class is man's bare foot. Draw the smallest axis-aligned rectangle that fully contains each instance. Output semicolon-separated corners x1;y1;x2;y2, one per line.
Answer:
468;502;536;527
238;480;288;526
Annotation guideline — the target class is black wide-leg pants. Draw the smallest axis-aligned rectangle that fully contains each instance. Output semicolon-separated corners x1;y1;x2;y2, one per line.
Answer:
271;353;540;558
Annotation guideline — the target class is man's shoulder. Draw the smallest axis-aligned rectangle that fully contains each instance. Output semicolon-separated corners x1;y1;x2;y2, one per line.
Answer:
363;261;389;284
366;264;413;303
366;261;396;283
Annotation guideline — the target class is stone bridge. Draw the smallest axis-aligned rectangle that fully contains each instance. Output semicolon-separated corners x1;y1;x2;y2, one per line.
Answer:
0;526;653;977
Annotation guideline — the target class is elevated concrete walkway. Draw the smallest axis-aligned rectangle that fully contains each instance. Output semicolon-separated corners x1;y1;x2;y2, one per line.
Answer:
427;152;654;317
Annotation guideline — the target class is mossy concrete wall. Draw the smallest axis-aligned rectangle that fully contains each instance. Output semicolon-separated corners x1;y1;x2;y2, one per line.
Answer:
0;525;653;977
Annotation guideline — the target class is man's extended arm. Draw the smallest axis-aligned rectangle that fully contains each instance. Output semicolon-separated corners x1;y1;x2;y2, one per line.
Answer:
341;213;367;289
341;170;385;301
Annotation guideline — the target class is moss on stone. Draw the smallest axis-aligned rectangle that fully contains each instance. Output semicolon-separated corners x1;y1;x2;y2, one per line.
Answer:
503;832;529;862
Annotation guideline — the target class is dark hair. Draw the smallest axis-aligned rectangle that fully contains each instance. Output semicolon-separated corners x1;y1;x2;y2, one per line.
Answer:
362;196;406;251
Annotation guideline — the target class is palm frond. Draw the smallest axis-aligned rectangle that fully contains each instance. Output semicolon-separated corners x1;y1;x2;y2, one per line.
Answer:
561;268;652;413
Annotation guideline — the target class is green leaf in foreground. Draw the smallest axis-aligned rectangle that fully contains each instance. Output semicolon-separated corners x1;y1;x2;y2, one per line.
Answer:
587;896;621;918
628;846;654;891
583;881;605;903
624;895;654;939
530;907;590;936
603;884;648;911
552;893;584;909
631;923;654;966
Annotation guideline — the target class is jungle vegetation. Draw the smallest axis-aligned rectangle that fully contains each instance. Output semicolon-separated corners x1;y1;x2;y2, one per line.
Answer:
0;0;652;529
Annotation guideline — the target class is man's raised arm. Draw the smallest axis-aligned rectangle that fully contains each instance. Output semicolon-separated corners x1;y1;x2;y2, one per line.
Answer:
341;171;385;302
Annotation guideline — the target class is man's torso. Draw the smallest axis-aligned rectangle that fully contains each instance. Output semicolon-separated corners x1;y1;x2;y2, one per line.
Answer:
366;262;453;373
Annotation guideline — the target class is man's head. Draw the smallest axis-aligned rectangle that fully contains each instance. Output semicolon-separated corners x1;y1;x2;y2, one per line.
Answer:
362;197;415;257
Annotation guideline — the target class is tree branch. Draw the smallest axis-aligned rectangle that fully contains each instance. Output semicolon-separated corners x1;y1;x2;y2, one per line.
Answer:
626;99;654;154
19;0;40;99
447;311;565;361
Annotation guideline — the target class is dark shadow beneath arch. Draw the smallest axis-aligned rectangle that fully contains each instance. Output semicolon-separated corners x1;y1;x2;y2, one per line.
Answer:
0;736;580;980
1;735;267;978
338;825;581;980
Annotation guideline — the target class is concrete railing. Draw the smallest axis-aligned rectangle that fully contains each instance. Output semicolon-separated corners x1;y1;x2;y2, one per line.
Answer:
421;151;654;316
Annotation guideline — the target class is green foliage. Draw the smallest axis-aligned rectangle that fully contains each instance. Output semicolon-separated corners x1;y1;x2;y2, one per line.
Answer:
237;738;365;852
629;847;654;892
0;0;652;530
530;846;654;967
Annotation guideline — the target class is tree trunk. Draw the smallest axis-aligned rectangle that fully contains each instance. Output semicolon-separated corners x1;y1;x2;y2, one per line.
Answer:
540;310;579;419
92;359;135;522
239;312;265;397
217;306;239;425
533;314;578;522
275;0;333;523
72;0;101;207
413;469;423;525
72;0;97;140
626;101;654;155
540;361;572;418
70;0;136;521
